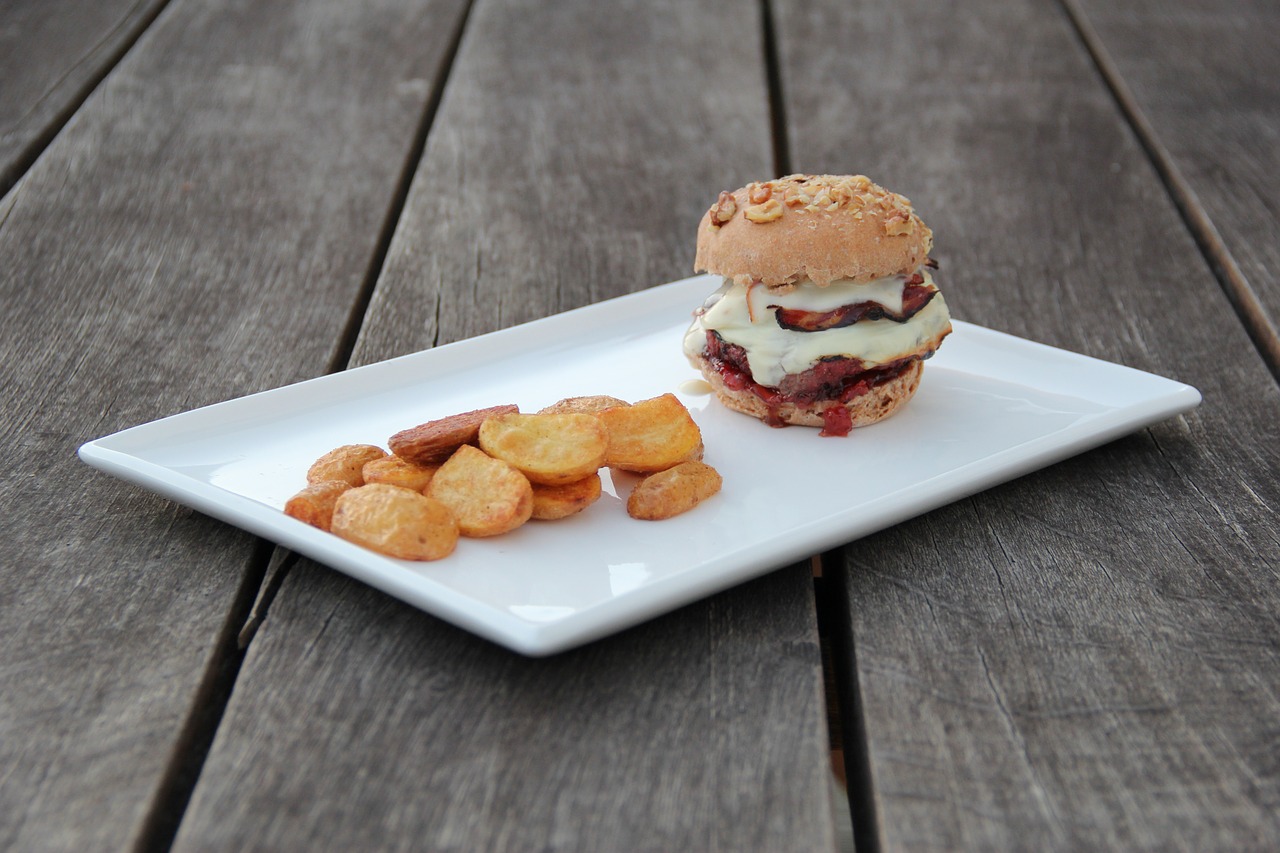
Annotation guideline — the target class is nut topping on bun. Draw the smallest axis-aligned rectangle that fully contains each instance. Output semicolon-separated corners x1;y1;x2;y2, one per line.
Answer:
685;174;951;436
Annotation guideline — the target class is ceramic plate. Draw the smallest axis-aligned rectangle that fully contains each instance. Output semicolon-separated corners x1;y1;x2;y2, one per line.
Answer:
79;274;1201;655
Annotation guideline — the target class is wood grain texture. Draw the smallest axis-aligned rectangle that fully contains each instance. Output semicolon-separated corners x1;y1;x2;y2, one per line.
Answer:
774;0;1280;848
179;563;831;852
353;0;772;357
174;1;838;850
0;0;468;847
0;0;169;194
1065;0;1280;373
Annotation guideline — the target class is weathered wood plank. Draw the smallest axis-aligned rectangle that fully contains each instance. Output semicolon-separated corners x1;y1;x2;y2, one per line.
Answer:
1067;0;1280;371
183;561;830;851
774;0;1280;848
173;1;839;850
0;0;169;194
0;0;469;848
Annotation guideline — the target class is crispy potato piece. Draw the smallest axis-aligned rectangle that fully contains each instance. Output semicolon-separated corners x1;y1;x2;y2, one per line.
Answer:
531;473;602;520
538;395;629;415
284;480;352;531
330;484;458;560
362;455;439;492
426;445;533;537
307;444;387;487
627;461;722;521
600;393;703;473
388;404;518;465
478;412;607;485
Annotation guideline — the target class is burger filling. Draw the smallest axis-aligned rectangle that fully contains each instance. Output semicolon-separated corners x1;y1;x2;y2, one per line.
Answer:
773;273;937;331
684;268;952;433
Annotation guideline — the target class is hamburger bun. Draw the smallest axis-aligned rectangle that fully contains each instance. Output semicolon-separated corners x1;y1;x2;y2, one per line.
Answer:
685;174;949;435
695;174;933;287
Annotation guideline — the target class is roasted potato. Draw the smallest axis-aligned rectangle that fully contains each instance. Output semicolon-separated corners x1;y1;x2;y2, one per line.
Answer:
538;395;629;415
362;455;439;492
330;484;458;560
426;445;533;537
306;444;388;487
478;412;607;485
284;480;352;531
530;473;603;520
388;404;518;465
627;461;722;521
600;393;703;473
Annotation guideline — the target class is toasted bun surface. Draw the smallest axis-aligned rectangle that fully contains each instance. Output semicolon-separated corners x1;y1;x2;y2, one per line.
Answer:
695;174;932;287
694;355;924;429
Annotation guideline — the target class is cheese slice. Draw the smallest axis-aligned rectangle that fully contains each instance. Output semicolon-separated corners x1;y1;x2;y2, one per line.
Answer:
684;270;951;388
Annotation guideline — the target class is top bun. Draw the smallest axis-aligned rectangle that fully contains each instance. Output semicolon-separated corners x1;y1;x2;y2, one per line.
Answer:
694;174;933;287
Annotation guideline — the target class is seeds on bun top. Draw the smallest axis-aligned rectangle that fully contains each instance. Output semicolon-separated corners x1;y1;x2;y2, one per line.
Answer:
694;174;933;288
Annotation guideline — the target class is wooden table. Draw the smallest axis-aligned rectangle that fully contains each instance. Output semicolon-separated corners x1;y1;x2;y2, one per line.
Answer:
3;0;1277;849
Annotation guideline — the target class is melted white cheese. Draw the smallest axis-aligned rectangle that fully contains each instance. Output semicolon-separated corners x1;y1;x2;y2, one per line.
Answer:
683;270;951;388
753;272;912;316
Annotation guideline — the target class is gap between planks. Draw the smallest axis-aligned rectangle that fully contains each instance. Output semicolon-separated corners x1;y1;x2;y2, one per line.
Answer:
232;0;477;645
326;0;479;374
128;3;479;849
0;0;175;200
1056;0;1280;383
130;539;274;853
815;550;874;853
764;4;857;848
240;0;478;652
759;0;793;181
812;555;848;788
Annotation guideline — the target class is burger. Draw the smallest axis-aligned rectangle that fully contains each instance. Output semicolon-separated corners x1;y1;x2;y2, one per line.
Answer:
683;174;952;436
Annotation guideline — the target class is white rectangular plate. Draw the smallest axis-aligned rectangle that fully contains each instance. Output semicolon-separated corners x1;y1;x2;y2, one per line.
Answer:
79;274;1201;655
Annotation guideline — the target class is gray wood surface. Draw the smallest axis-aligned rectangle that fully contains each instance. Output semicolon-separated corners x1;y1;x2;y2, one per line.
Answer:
1067;0;1280;372
0;0;468;848
0;0;169;195
775;0;1280;848
9;0;1276;848
172;1;838;850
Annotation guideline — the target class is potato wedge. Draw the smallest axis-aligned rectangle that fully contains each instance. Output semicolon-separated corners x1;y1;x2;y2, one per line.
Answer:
627;461;722;520
600;393;703;473
330;484;458;560
284;480;352;531
538;395;629;415
426;445;533;537
478;412;607;485
388;404;518;465
307;444;387;487
362;455;439;492
530;473;602;520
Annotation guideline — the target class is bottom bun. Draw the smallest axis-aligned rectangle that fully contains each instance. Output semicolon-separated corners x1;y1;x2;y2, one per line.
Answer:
696;356;923;429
